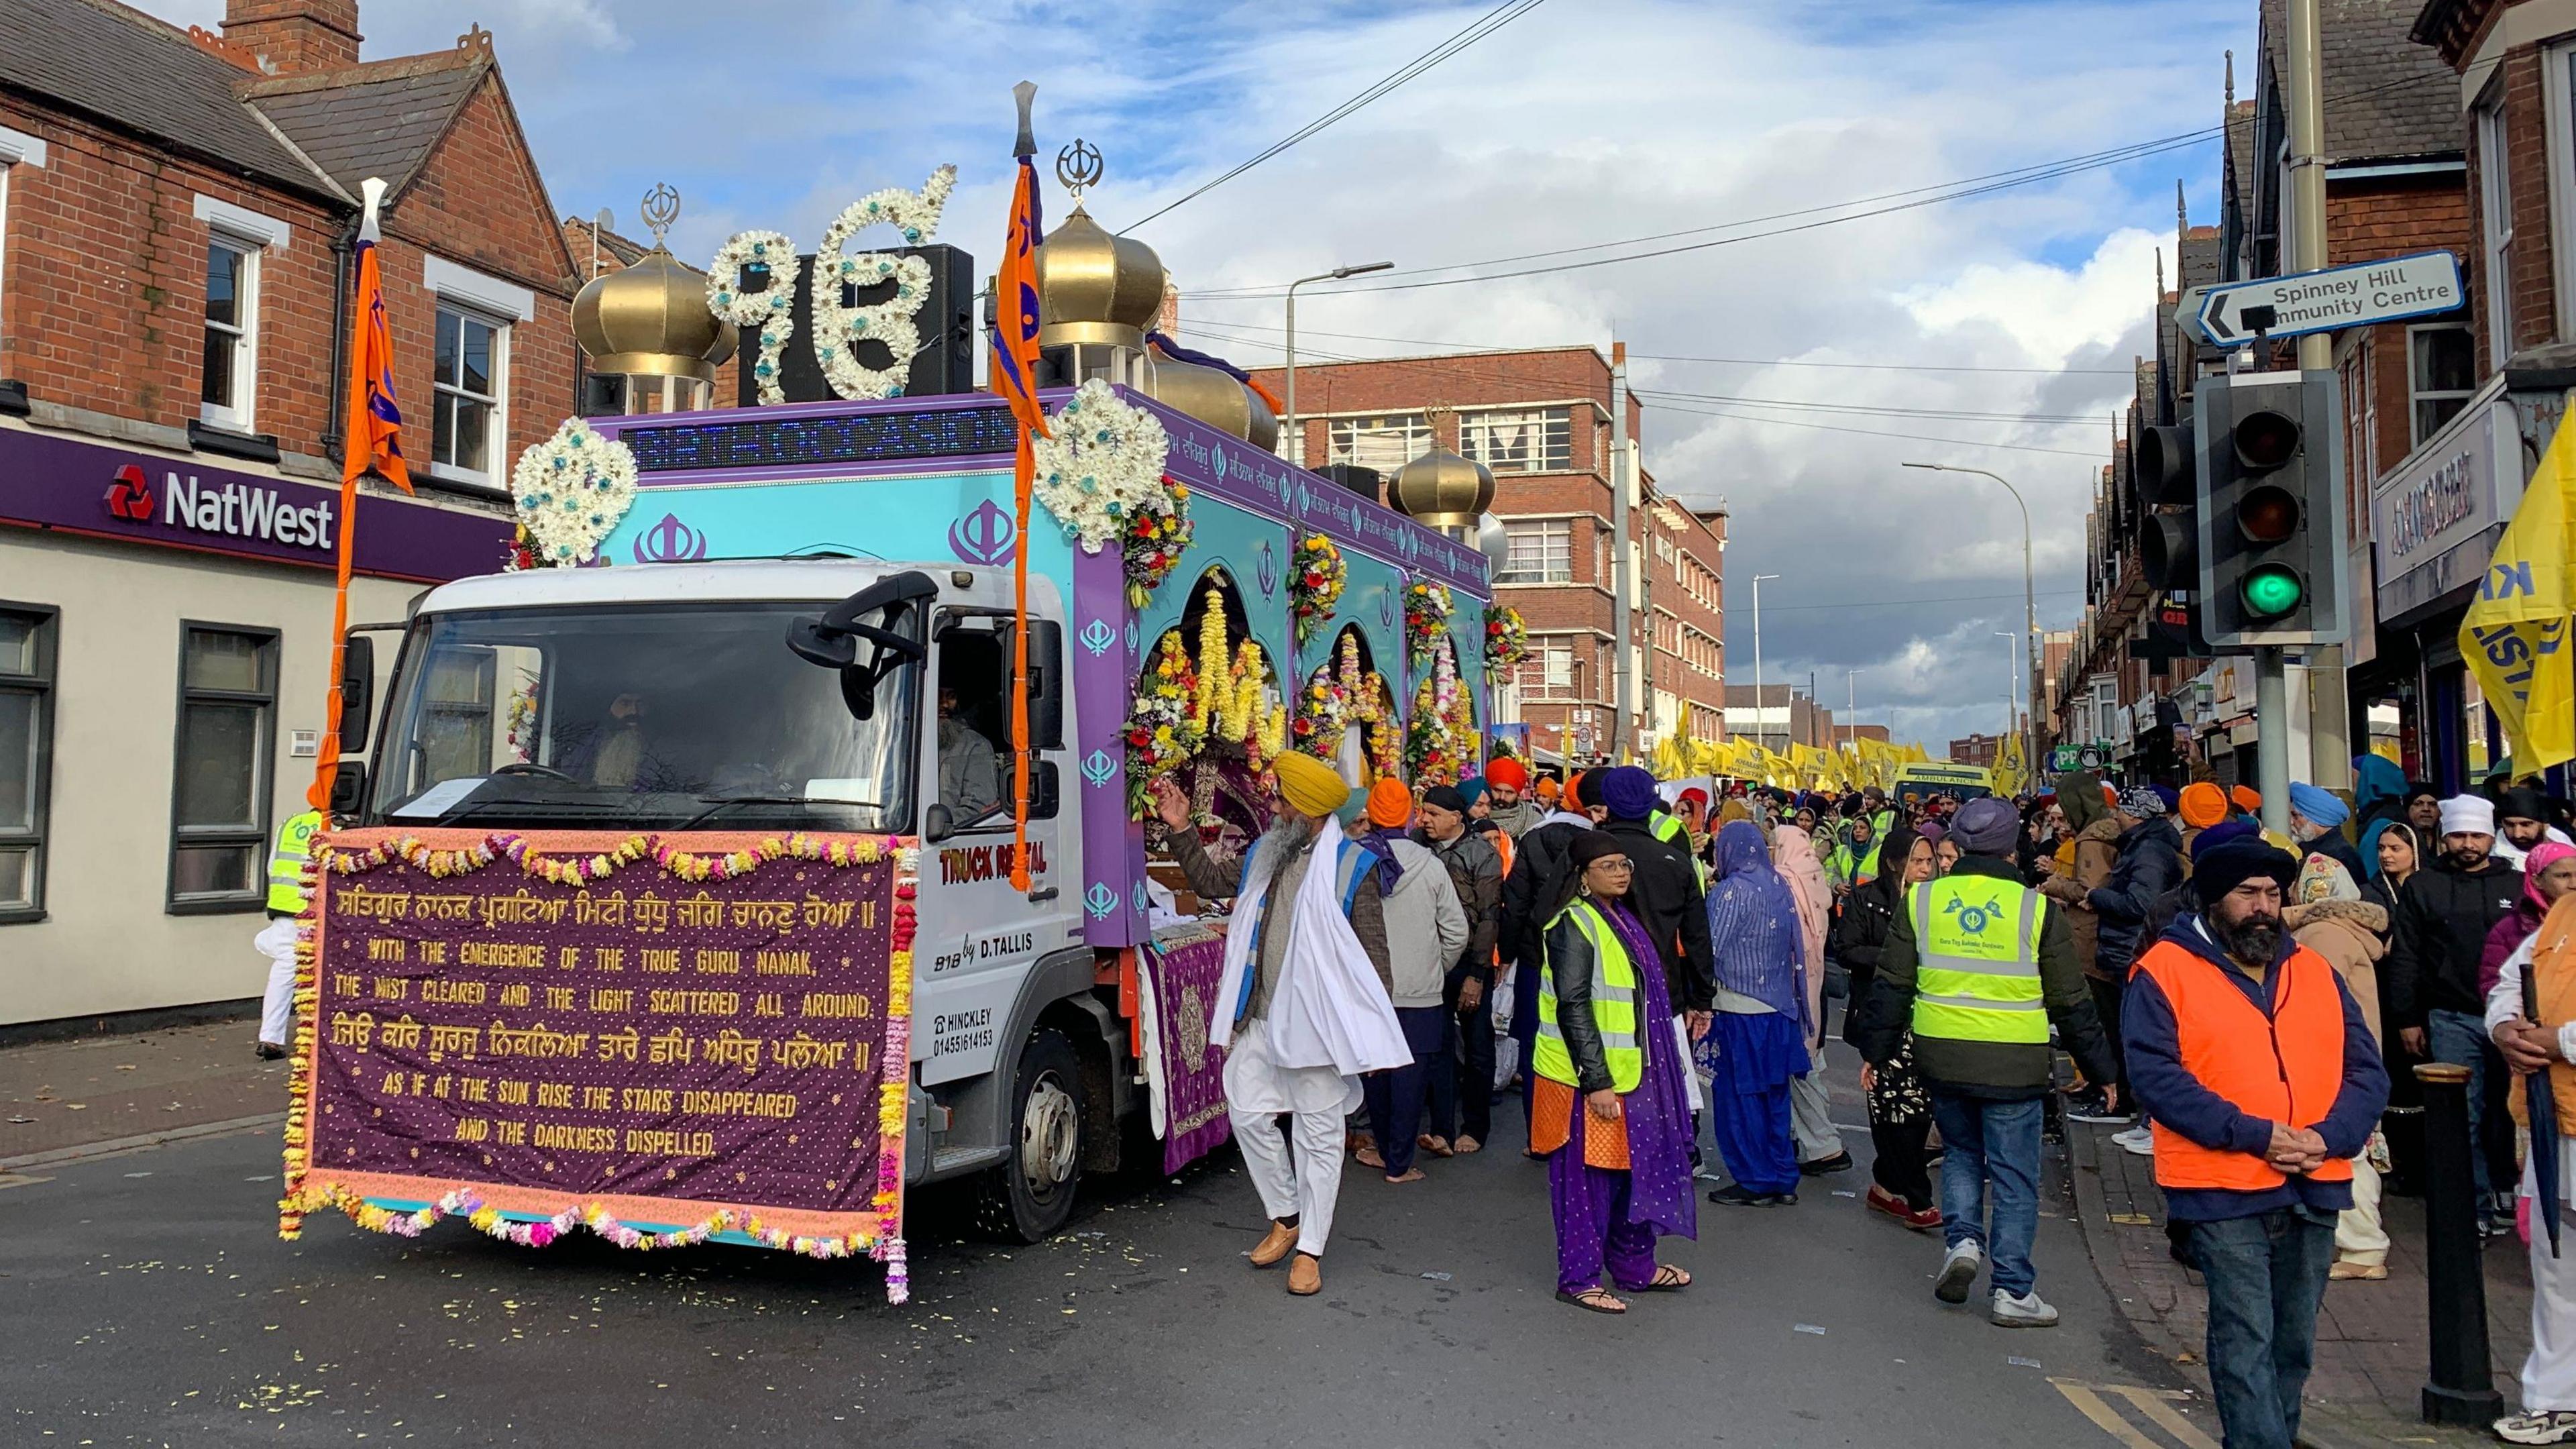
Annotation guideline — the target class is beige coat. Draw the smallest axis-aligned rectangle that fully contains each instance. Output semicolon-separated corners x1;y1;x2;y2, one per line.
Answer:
2039;816;2123;978
2286;897;2387;1046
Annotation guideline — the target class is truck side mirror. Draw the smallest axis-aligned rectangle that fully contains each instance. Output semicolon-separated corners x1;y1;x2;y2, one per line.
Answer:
339;633;374;754
922;802;955;844
329;760;368;816
1003;619;1065;750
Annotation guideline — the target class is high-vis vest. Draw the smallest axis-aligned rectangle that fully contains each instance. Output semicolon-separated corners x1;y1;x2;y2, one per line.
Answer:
2133;938;2354;1191
266;810;323;914
1650;810;1708;887
1532;900;1643;1093
1911;875;2048;1045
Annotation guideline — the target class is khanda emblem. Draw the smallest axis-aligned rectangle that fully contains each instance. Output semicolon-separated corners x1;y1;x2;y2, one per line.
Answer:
1084;882;1117;920
1079;618;1116;657
949;499;1015;566
634;513;707;563
1256;539;1278;596
1080;749;1116;788
1943;892;2008;934
1212;443;1229;483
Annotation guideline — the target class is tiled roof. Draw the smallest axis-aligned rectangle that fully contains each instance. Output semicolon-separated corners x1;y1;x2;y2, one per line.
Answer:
2226;99;2257;210
2263;0;2463;163
244;52;486;201
0;0;336;199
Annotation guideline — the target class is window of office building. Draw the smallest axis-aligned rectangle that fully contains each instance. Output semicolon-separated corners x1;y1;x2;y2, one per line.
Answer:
1519;639;1576;699
1460;407;1571;473
2410;325;2475;444
1326;413;1430;475
0;604;56;920
1497;519;1572;583
170;625;276;910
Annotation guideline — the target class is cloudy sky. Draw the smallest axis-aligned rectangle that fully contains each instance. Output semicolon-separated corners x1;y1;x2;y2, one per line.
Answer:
150;0;2251;752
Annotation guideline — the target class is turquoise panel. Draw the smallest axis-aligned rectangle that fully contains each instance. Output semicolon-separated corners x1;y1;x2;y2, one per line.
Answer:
599;469;1074;590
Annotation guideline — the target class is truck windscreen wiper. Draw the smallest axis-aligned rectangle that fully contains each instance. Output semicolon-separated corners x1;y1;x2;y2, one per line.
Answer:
674;793;881;832
426;795;623;828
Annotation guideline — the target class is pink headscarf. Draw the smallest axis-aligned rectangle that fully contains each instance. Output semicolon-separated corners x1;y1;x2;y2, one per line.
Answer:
1772;824;1831;1040
2529;841;2576;912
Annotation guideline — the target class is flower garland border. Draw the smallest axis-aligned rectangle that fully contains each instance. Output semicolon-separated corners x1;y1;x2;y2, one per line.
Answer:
808;166;958;401
280;829;919;1301
1404;579;1453;668
706;231;802;405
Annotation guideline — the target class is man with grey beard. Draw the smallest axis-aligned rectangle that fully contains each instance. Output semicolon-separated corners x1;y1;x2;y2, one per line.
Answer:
2125;837;2390;1449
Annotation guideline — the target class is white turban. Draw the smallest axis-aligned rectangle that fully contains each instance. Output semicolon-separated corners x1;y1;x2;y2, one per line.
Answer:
2440;794;2496;837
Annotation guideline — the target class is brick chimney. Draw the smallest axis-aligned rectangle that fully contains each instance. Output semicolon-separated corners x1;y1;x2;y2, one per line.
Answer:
221;0;362;73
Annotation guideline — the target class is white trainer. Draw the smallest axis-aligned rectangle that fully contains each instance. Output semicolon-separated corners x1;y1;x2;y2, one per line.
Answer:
2112;1124;2155;1157
1992;1288;2059;1327
2496;1411;2576;1445
1934;1241;1982;1304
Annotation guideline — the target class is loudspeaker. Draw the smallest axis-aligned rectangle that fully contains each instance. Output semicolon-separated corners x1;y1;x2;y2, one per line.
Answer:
735;243;977;406
1320;464;1381;502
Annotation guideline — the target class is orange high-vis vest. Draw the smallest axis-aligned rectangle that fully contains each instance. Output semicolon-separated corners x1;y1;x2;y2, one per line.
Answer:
2133;937;2353;1192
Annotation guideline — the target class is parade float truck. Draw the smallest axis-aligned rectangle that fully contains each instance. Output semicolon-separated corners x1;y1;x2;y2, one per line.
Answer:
281;383;1498;1296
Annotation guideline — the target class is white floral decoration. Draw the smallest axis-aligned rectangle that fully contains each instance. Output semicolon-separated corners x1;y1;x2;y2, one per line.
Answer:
810;166;958;402
510;417;639;566
1032;380;1172;553
706;231;802;405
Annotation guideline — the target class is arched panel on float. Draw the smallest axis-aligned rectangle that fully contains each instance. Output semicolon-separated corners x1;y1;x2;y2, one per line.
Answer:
1293;623;1403;788
1130;564;1287;855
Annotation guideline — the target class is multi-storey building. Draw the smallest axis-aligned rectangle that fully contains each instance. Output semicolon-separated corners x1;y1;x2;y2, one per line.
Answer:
1246;345;1726;766
1723;684;1836;753
0;0;581;1026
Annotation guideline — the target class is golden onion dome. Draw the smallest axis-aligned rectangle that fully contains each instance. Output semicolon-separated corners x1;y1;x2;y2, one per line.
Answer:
1389;447;1495;528
572;247;739;382
1036;203;1168;350
1142;350;1279;450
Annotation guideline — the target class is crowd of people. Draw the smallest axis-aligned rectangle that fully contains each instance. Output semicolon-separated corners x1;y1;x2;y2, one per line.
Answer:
1149;750;2576;1448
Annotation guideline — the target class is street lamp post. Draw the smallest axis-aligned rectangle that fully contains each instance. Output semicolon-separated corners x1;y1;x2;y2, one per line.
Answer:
1750;573;1781;752
1994;631;2019;771
1906;462;2037;787
1282;261;1393;468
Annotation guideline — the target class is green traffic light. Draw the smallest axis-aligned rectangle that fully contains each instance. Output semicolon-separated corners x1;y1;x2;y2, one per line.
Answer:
2241;564;2304;619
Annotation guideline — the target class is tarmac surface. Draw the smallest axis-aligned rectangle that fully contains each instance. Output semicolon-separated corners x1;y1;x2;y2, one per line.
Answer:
1;1030;2224;1449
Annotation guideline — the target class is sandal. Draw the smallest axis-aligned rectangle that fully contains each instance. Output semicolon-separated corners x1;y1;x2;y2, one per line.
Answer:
1355;1146;1386;1170
1556;1285;1627;1314
1637;1264;1690;1292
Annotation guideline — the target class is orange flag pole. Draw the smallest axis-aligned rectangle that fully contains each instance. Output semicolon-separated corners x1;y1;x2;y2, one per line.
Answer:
996;85;1051;892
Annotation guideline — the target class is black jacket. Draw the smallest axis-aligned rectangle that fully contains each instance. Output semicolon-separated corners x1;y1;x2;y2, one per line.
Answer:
2384;855;2527;1028
2089;816;2184;977
1601;816;1717;1013
1855;855;2118;1099
1501;819;1589;975
1830;869;1900;1046
1543;902;1626;1093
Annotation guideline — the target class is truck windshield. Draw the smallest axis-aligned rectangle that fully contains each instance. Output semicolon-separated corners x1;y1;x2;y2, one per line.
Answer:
370;602;915;833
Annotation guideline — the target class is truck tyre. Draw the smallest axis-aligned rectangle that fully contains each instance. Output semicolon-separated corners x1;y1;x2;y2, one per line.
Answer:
973;1027;1083;1242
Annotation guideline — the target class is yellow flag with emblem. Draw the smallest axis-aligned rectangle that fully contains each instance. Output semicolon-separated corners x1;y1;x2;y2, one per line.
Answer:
2461;403;2575;771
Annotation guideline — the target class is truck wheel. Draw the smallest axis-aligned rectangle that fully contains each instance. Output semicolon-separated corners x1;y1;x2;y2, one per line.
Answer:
973;1028;1083;1242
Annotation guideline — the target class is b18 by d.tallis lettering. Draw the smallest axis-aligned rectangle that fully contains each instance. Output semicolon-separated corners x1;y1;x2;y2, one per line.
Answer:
106;465;335;550
938;841;1048;885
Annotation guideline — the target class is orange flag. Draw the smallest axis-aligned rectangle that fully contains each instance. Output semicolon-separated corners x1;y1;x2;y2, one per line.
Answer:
309;177;410;812
994;85;1051;890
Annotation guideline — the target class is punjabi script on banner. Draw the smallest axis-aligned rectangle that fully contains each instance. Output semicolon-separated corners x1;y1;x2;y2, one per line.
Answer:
291;830;910;1250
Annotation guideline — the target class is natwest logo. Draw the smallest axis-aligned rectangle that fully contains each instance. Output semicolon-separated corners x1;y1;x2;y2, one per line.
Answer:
104;466;335;551
105;465;154;520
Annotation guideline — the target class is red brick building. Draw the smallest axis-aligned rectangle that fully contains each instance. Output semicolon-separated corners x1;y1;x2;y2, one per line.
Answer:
0;0;578;1026
1246;345;1726;765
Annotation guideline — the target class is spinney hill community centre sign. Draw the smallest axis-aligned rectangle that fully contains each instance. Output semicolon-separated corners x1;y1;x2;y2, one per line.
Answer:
2194;251;2464;345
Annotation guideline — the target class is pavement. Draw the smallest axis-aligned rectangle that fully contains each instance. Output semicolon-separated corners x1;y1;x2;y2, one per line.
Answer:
0;1016;288;1169
0;1025;2226;1448
2065;1112;2526;1448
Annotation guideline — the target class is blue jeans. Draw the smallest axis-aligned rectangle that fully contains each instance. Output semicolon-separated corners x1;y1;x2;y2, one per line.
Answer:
2186;1208;2336;1449
1930;1092;2043;1297
2427;1008;2498;1209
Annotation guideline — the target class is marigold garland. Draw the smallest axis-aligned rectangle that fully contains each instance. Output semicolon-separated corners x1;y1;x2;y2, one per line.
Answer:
1289;533;1345;644
281;828;918;1300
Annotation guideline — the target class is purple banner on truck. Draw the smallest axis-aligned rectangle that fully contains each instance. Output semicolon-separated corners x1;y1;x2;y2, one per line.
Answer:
0;424;512;582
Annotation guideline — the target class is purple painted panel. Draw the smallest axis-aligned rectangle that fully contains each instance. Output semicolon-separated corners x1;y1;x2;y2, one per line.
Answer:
0;427;511;582
1071;543;1144;947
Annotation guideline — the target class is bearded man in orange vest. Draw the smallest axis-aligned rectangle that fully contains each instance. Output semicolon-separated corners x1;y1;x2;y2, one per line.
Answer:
2125;837;2390;1449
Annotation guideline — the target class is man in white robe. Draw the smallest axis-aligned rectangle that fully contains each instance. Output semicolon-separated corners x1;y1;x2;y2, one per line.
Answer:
1152;751;1407;1296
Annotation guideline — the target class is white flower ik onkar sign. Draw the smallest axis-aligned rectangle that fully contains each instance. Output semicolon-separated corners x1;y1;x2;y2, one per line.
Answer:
706;168;958;406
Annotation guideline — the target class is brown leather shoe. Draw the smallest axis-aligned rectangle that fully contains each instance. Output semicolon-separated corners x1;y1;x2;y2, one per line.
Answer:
1248;1220;1299;1269
1287;1252;1322;1295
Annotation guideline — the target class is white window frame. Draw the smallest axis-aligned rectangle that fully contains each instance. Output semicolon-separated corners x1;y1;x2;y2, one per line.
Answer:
1460;406;1572;474
1324;413;1430;475
2544;40;2576;339
191;196;288;435
429;300;512;489
1497;517;1573;584
2479;85;2516;362
0;126;42;354
2406;322;2477;449
1519;638;1578;700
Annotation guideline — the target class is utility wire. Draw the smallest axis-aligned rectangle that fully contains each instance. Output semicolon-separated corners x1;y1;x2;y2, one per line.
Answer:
1161;315;2133;376
1121;0;1550;233
1754;588;2084;614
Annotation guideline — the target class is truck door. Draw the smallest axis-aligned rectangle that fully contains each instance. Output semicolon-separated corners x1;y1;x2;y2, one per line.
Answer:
910;606;1081;1085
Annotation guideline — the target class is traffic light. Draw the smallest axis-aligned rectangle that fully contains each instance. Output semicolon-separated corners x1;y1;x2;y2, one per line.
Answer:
2134;419;2196;591
2192;370;2347;647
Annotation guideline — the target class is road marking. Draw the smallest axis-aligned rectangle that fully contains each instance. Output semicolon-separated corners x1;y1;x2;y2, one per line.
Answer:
2048;1379;2220;1449
0;1171;56;1190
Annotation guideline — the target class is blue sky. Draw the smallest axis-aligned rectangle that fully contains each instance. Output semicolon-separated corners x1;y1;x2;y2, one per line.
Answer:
146;0;2259;751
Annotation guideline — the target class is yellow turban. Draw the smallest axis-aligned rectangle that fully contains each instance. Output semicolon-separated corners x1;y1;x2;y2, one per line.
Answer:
1272;751;1351;818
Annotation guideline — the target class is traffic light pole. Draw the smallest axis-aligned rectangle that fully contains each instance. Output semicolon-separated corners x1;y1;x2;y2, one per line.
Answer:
2287;0;2353;794
2258;647;2292;837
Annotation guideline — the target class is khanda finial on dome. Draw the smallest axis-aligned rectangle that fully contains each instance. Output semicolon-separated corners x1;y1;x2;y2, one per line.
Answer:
1056;139;1104;203
639;183;680;248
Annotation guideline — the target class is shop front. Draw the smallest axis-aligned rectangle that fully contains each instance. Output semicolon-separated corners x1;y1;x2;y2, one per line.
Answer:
0;421;511;1028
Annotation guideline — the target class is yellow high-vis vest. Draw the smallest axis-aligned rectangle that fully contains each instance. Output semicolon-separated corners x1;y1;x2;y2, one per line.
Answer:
1909;875;2048;1045
266;810;323;914
1532;899;1644;1093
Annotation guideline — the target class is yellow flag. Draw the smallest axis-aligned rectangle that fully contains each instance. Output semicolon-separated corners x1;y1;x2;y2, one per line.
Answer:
2463;407;2576;772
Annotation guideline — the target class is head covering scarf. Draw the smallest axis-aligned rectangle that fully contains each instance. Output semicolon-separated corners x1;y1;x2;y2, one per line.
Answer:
2372;820;2422;881
1915;819;1947;846
2526;840;2576;912
2296;852;2362;904
2443;794;2497;837
2288;782;2351;830
1717;797;1753;828
1602;765;1659;822
1771;825;1831;977
1457;777;1488;811
2056;769;2108;834
1703;820;1809;1028
2178;782;2231;830
1273;750;1350;818
2352;754;2410;864
2118;784;2169;819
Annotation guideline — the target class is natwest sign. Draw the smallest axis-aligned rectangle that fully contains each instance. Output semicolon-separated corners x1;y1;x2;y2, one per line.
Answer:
2;425;509;582
106;464;335;551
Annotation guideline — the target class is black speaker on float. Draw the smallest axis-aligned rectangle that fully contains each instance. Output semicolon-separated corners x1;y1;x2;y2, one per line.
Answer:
735;244;977;406
1321;464;1381;502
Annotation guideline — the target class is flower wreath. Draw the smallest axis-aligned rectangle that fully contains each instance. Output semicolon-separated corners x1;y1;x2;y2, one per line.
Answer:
1406;643;1477;785
1124;632;1205;818
706;231;802;406
809;167;959;401
1483;604;1528;678
1403;579;1452;667
1289;533;1344;644
1030;380;1187;605
509;418;639;566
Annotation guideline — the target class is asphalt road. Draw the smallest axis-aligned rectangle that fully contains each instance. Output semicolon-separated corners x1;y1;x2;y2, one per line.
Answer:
1;1054;2214;1448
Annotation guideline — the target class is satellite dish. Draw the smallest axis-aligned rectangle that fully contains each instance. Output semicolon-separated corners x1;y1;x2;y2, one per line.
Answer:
1476;512;1509;572
595;207;615;233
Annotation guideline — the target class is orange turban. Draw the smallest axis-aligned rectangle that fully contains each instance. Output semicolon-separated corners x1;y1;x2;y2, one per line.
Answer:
1534;777;1561;802
2231;785;2261;814
2178;782;2230;829
1484;757;1527;791
1365;778;1413;829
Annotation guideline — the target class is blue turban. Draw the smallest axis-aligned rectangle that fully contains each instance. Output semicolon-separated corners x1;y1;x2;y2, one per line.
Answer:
2288;782;2349;830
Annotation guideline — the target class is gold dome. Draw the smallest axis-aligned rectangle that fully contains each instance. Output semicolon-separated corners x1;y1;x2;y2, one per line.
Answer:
1143;350;1279;450
1389;447;1494;528
1036;203;1168;350
572;248;739;382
